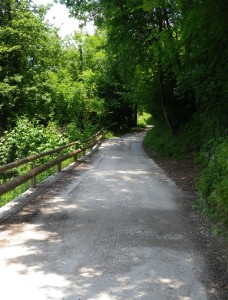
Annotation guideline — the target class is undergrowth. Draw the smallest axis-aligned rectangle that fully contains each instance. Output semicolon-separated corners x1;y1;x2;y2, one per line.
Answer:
137;112;153;128
0;117;98;207
195;139;228;236
144;116;228;237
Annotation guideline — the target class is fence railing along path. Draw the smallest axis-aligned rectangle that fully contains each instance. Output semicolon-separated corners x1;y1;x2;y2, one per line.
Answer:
0;129;103;197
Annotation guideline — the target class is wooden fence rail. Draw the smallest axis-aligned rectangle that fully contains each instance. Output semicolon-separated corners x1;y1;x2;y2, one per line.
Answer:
0;129;103;197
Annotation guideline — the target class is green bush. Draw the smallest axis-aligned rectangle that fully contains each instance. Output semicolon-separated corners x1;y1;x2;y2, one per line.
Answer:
196;139;228;234
137;112;152;127
144;116;228;236
0;117;67;165
0;118;101;206
144;112;226;159
144;122;189;159
66;121;99;142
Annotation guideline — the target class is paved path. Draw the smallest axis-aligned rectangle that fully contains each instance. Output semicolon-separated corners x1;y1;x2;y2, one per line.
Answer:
0;132;208;299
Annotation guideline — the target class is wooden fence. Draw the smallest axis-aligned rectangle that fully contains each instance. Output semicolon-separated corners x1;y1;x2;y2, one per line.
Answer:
0;129;103;197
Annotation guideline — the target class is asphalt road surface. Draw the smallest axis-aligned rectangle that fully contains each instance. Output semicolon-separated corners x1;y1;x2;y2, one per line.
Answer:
0;132;215;299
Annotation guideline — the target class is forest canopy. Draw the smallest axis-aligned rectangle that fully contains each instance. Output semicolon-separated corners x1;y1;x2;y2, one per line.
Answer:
1;0;227;136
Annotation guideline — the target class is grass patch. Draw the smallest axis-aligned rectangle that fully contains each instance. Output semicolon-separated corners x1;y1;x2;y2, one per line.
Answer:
0;156;80;207
103;130;116;139
0;182;30;207
144;124;189;159
195;139;228;236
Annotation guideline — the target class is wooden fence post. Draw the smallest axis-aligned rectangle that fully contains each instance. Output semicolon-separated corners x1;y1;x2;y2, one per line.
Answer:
57;152;61;172
30;163;36;188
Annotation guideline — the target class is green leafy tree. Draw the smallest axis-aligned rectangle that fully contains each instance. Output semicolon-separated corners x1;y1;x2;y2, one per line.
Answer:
0;0;62;130
59;0;187;132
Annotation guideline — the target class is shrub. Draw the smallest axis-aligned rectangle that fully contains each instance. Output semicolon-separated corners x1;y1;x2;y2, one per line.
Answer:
144;122;188;158
0;117;67;165
66;121;99;142
137;112;152;127
144;116;228;236
196;139;228;234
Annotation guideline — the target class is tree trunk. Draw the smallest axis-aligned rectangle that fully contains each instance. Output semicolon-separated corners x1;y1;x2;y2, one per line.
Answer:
156;7;174;135
133;104;138;126
158;68;174;135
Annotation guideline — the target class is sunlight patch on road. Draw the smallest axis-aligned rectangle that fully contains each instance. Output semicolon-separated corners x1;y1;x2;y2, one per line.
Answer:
80;267;103;278
0;253;70;300
159;277;183;289
89;293;118;300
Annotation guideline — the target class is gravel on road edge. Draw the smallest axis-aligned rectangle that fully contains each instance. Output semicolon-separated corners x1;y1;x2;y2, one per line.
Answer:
143;143;228;300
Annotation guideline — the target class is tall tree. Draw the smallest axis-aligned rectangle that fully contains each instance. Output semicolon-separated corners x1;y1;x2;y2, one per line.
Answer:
58;0;185;132
0;0;61;130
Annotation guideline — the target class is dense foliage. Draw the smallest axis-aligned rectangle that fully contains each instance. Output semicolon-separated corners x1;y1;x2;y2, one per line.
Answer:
196;139;228;234
0;0;227;233
0;0;107;158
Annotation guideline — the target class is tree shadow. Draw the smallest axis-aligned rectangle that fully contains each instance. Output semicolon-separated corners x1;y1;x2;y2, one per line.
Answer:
0;136;208;299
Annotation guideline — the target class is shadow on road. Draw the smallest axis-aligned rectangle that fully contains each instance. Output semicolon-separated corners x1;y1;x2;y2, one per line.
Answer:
0;133;218;299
